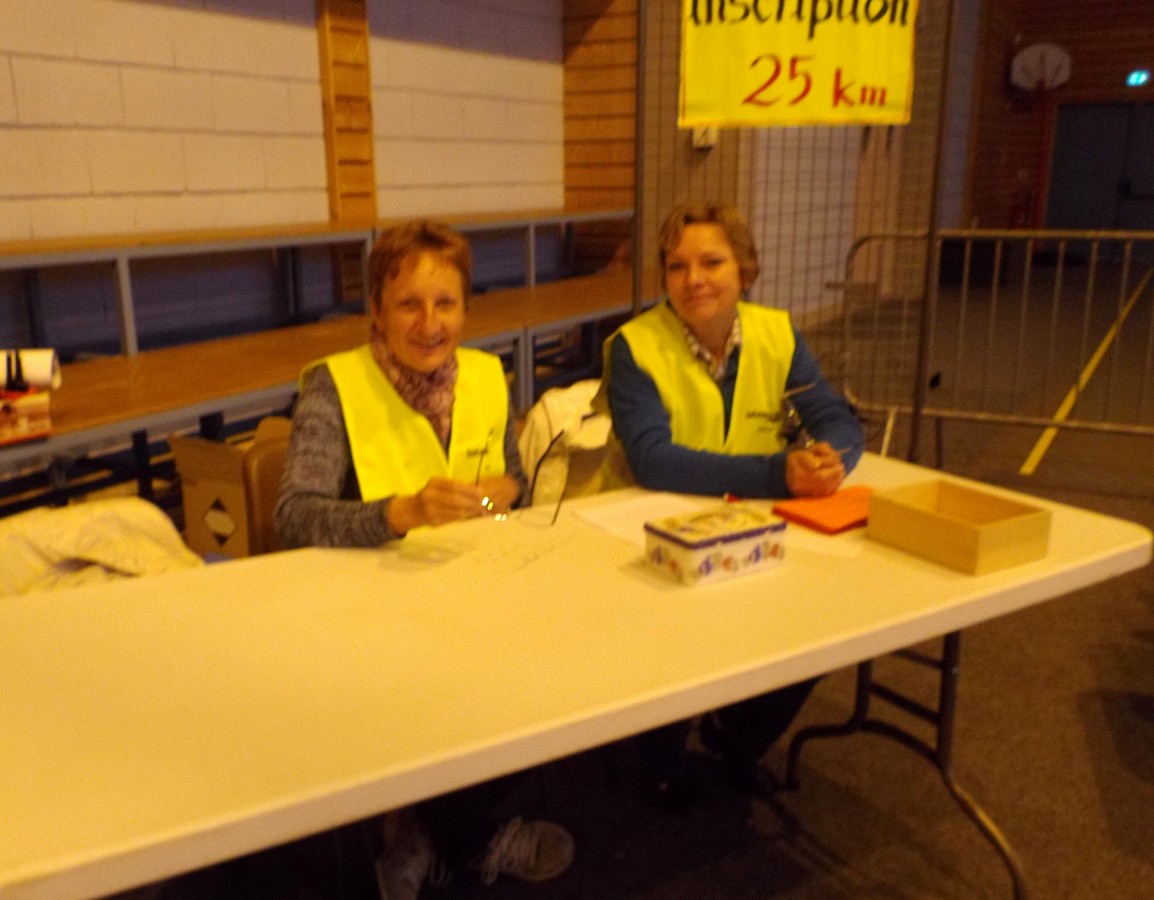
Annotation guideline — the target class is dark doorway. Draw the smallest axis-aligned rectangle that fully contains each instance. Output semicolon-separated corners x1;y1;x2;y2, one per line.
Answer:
1046;102;1154;262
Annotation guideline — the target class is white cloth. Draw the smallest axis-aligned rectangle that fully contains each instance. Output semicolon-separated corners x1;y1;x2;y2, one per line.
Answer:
0;497;202;597
518;380;611;507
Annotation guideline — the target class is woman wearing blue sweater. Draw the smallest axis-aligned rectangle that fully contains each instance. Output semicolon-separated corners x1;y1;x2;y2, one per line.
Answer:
599;203;864;806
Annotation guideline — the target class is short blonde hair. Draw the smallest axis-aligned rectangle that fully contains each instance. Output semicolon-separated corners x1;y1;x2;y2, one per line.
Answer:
658;204;760;291
369;220;473;312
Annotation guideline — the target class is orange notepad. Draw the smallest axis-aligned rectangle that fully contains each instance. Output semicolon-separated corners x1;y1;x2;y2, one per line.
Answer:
772;485;874;535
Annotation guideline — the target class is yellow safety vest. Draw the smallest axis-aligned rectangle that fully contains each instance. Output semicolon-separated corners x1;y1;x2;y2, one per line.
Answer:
599;302;795;485
309;345;507;501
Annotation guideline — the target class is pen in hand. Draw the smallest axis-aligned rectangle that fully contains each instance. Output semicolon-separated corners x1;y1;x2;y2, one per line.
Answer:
803;444;851;469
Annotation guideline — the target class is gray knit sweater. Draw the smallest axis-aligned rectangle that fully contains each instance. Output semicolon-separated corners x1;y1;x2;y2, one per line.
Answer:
274;364;526;549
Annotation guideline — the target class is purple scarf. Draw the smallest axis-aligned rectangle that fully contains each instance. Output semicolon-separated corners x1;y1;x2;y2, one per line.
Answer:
370;328;457;448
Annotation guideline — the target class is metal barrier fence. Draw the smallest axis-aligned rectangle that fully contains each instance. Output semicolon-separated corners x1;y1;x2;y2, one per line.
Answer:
804;228;1154;462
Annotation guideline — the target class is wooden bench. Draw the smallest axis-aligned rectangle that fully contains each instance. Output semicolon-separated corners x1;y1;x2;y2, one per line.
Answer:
390;207;633;287
0;208;633;356
0;222;376;356
0;268;648;509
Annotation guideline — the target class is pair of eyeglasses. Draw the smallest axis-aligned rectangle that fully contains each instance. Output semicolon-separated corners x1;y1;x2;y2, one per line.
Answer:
525;416;601;526
475;428;493;486
474;429;510;521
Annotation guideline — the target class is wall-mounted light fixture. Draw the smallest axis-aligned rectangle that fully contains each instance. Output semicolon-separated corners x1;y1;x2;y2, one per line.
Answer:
1126;69;1150;88
691;126;718;151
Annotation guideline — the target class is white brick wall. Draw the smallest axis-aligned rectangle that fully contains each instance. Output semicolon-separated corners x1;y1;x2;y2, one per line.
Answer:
121;69;216;132
0;0;566;238
0;201;33;242
369;0;564;218
0;0;328;240
0;128;92;197
183;134;269;193
1;1;77;57
0;0;568;351
88;132;186;194
78;1;178;67
31;195;139;239
11;57;125;127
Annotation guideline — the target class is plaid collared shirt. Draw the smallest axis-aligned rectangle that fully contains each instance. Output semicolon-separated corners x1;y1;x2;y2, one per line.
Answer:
669;301;743;383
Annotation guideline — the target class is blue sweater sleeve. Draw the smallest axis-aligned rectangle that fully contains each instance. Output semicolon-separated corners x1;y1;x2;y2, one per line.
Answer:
607;330;863;499
787;333;864;473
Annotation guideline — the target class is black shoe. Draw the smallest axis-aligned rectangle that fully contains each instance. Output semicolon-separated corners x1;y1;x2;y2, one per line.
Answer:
697;713;729;756
699;715;777;799
721;754;779;799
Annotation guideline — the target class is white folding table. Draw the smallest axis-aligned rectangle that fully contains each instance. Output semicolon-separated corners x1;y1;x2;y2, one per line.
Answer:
1;454;1148;900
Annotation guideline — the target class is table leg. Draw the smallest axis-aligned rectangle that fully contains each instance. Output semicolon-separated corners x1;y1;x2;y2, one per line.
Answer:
131;430;154;501
22;269;47;348
46;457;70;507
515;333;533;415
199;412;225;441
784;632;1029;899
115;255;139;356
280;246;301;321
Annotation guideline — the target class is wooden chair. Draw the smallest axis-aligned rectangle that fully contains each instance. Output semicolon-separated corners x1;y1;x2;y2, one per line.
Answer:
242;416;292;556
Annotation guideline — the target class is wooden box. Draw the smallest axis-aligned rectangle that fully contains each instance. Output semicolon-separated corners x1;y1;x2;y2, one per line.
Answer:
169;418;289;559
867;479;1051;575
169;433;251;559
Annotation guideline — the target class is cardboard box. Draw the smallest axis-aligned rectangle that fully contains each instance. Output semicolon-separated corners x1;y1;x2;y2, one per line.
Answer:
645;503;786;585
0;389;51;447
170;417;290;558
866;479;1051;575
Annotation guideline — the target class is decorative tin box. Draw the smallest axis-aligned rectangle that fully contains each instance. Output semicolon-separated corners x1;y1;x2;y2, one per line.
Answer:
644;503;786;585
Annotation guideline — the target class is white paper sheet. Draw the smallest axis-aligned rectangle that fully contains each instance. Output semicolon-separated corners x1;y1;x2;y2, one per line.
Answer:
573;492;704;548
3;349;61;390
574;491;866;559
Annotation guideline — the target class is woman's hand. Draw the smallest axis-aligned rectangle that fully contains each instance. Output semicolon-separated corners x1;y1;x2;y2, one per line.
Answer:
387;477;489;534
386;474;522;534
785;442;846;498
475;474;520;514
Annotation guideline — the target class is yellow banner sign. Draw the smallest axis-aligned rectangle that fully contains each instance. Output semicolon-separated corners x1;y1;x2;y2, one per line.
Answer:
679;0;920;127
